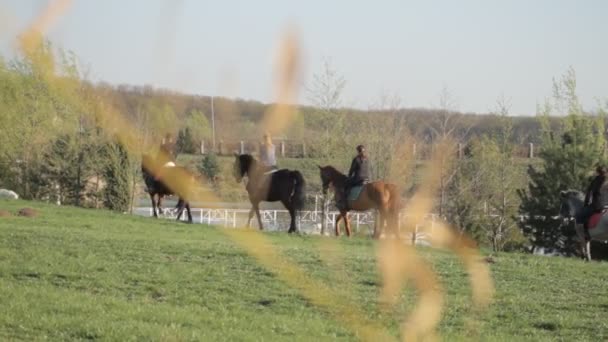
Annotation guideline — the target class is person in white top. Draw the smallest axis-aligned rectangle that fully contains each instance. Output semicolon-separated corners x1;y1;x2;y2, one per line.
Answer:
259;133;277;170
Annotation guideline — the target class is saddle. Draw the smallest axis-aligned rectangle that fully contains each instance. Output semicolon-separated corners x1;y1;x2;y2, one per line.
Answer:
587;209;608;230
346;184;366;202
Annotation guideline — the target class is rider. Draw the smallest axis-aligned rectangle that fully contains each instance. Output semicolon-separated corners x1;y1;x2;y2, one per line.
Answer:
577;164;608;233
337;145;371;210
155;133;177;181
259;132;277;171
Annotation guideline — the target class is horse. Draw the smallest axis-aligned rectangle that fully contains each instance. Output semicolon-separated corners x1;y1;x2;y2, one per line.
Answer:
145;144;177;215
141;154;194;223
233;154;305;233
318;165;401;238
559;190;608;260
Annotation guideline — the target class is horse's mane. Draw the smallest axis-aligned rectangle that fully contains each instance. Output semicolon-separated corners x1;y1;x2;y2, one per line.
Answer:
562;189;584;199
321;165;347;180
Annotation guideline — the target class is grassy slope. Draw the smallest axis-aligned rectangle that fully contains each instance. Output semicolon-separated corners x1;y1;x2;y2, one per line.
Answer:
0;199;607;341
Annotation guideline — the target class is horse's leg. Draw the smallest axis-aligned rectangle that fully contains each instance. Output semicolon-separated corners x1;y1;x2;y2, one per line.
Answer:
344;211;352;237
254;204;264;230
157;195;164;215
288;205;297;234
175;198;185;221
375;209;387;239
150;193;158;218
279;199;297;234
335;213;342;236
575;223;590;260
186;202;193;224
246;208;255;228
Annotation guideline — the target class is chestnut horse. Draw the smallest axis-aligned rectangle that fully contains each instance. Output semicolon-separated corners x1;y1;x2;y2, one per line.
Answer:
318;165;401;238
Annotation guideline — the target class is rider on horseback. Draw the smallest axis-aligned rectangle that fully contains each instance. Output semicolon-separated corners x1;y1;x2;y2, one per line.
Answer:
259;132;277;171
577;164;608;236
155;133;177;181
337;145;371;210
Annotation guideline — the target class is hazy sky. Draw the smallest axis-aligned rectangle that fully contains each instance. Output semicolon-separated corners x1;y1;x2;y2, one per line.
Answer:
1;0;607;115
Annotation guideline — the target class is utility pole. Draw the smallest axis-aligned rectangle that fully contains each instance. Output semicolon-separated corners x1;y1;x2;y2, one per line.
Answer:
211;96;216;152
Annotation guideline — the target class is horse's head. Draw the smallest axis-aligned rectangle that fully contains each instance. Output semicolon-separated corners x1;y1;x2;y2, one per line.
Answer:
559;190;585;219
233;153;253;183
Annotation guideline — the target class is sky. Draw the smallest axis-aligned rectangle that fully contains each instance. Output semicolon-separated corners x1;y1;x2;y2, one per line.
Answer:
1;0;607;115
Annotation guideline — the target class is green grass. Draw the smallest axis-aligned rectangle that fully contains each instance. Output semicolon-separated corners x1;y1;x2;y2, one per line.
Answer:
1;199;607;341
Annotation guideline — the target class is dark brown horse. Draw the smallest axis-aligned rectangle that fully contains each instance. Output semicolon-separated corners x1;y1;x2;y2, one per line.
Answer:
141;154;194;223
233;154;305;233
318;165;401;238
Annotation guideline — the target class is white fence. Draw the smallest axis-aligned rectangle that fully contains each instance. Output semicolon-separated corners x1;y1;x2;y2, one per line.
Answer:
132;207;439;242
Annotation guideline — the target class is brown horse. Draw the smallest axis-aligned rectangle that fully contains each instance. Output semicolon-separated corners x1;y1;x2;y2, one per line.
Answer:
142;154;194;223
234;154;306;233
318;165;401;238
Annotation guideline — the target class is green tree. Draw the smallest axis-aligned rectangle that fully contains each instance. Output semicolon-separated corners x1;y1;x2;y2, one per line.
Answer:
518;68;607;254
0;40;85;198
198;153;220;186
304;57;351;165
102;141;133;212
470;137;524;251
184;109;211;145
146;101;178;143
176;127;197;154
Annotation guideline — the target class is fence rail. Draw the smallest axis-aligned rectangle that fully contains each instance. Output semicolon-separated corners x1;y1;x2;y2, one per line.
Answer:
199;140;541;159
133;207;440;243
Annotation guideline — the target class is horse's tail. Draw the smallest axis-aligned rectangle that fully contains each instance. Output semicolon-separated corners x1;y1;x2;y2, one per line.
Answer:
290;170;306;211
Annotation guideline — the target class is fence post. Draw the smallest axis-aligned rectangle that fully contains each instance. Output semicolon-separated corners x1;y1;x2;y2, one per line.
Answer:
240;141;245;154
321;195;328;235
280;141;285;157
528;143;534;159
412;143;417;160
218;141;223;155
200;140;205;154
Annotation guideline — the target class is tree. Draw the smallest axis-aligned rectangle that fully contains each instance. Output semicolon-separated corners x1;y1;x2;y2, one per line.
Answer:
102;141;133;212
198;153;220;187
478;100;525;252
518;67;607;254
184;109;211;145
176;127;197;154
429;87;472;218
146;101;179;143
0;40;84;199
363;92;415;189
470;117;525;251
304;57;351;164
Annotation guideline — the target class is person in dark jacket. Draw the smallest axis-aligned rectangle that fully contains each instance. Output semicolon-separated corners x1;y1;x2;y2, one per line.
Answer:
577;165;608;231
337;145;371;210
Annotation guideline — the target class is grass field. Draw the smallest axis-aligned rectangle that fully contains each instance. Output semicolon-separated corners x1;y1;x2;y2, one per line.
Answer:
1;199;607;341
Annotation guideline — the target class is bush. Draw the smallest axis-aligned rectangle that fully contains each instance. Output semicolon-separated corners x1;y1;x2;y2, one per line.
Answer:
198;153;220;185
